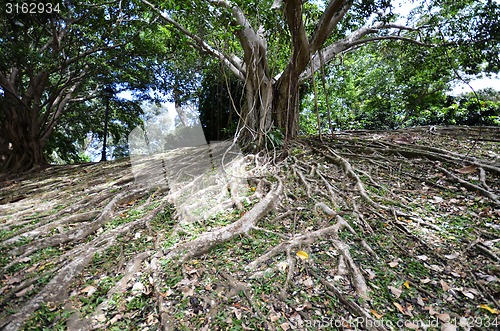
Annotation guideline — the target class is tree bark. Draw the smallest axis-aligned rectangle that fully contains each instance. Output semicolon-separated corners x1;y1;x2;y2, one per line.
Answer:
274;72;300;140
1;115;46;173
0;71;50;173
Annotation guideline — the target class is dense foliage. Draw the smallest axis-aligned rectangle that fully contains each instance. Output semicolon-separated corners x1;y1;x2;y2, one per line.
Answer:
198;63;243;141
0;0;172;170
300;40;500;133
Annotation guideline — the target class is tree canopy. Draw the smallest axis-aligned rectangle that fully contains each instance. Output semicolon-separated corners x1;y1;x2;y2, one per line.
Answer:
0;0;171;172
0;0;499;173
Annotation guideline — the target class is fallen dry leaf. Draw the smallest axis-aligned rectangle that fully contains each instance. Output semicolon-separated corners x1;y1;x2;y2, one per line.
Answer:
393;302;413;317
81;285;97;297
231;307;242;320
426;306;439;315
441;322;457;331
429;265;444;272
388;285;403;298
277;261;288;272
108;314;123;325
416;296;425;306
296;250;309;260
405;321;420;329
388;261;399;268
160;288;174;297
462;290;475;299
437;313;450;322
393;302;405;314
479;304;499;314
303;277;314;288
365;268;377;280
440;279;450;292
181;286;195;297
444;252;460;260
370;309;383;319
131;282;145;294
431;196;444;203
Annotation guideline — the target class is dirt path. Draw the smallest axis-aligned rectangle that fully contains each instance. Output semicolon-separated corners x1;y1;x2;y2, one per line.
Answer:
1;126;499;330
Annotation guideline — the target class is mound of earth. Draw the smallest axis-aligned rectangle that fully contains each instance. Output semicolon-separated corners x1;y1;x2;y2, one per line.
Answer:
1;126;499;331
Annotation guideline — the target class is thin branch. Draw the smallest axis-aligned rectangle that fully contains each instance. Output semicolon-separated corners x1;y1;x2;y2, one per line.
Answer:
347;35;430;48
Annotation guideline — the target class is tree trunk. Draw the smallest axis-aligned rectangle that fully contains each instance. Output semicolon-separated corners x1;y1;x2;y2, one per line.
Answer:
173;80;189;127
274;70;300;140
1;104;47;173
237;73;301;148
237;63;274;148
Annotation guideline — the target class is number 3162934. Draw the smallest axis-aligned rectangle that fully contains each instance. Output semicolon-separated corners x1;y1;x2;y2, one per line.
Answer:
6;3;61;14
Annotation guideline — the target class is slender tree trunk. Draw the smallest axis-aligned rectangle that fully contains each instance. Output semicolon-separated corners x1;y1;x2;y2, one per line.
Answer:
173;80;189;127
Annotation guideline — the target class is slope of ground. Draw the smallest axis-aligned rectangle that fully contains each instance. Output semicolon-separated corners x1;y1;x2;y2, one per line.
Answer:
0;126;499;331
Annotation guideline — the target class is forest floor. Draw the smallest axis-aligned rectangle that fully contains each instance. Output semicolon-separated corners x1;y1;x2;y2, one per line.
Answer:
0;126;499;331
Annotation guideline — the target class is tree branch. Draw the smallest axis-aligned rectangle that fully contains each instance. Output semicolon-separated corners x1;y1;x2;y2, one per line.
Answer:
309;0;351;54
347;35;430;48
283;0;310;74
140;0;246;81
40;81;82;144
211;0;270;82
301;22;433;82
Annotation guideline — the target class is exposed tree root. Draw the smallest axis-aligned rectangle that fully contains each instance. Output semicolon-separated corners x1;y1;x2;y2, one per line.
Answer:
163;178;282;263
437;165;500;206
66;251;152;331
1;126;499;330
309;268;388;331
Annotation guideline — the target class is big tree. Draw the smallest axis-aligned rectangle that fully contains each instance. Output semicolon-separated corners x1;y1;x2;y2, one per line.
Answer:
0;1;166;173
140;0;499;147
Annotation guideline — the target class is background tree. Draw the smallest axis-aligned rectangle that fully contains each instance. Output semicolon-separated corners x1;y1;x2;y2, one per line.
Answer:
300;40;455;132
0;0;168;173
198;62;243;141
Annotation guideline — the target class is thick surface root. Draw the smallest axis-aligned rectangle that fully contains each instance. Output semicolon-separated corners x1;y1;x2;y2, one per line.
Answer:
1;126;499;331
